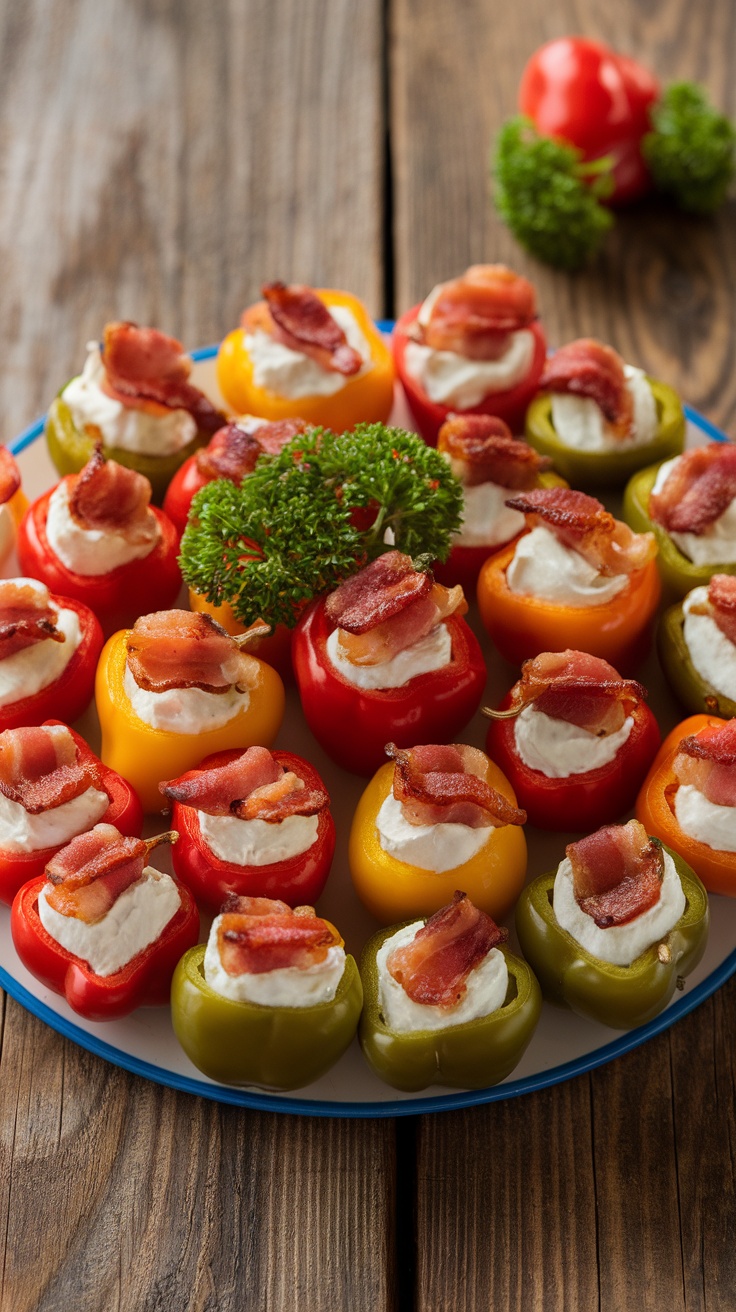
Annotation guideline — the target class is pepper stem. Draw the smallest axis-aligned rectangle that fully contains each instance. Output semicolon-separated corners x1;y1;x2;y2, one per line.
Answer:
482;703;523;721
233;621;272;647
145;830;179;855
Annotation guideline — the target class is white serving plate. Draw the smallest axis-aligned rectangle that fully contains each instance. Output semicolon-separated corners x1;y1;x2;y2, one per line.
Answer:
1;337;734;1118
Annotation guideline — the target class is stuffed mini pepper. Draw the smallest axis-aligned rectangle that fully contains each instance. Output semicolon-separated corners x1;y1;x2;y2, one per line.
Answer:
216;282;394;430
161;745;335;913
45;322;225;503
17;447;181;636
623;442;736;598
524;338;684;487
393;264;547;443
0;447;28;570
0;578;103;730
349;742;527;924
636;715;736;896
11;823;199;1020
96;609;285;813
171;895;363;1089
477;487;660;670
360;891;541;1092
0;721;142;905
484;650;660;831
516;819;709;1030
293;550;486;775
658;574;736;718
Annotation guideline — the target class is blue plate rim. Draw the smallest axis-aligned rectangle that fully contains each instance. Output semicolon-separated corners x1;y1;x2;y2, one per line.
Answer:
4;336;733;1119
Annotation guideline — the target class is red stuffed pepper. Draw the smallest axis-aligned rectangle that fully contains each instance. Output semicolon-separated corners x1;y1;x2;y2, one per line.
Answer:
393;264;547;444
0;578;103;731
11;823;199;1021
17;448;181;637
484;650;660;831
161;746;335;913
0;720;142;905
292;551;486;775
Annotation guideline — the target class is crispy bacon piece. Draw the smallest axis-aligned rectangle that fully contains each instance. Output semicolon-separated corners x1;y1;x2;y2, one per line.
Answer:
161;745;328;823
246;282;362;376
419;265;537;361
44;823;148;923
326;551;466;667
0;725;102;814
216;894;339;975
68;447;158;548
674;720;736;808
195;418;308;484
126;610;260;694
437;415;551;489
505;487;657;577
566;820;664;929
0;446;21;506
540;339;634;436
0;581;65;661
503;650;645;737
101;322;225;434
689;574;736;647
649;443;736;535
387;742;526;829
386;890;508;1009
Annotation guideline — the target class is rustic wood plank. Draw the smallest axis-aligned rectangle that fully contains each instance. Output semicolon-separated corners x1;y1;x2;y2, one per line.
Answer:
0;1;394;1309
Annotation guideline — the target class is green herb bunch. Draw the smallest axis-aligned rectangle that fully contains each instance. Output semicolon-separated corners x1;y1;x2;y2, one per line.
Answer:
179;423;463;631
643;83;736;215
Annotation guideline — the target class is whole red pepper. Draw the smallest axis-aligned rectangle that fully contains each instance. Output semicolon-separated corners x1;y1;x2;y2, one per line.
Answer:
0;720;143;906
11;875;199;1021
292;599;487;775
0;595;104;732
161;454;209;540
17;482;182;637
168;748;336;913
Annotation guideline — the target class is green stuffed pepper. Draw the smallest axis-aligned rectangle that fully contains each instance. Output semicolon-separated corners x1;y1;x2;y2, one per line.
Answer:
515;830;709;1031
359;901;541;1092
658;597;736;719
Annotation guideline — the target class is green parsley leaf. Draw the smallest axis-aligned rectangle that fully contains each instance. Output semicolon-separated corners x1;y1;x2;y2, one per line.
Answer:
643;82;736;215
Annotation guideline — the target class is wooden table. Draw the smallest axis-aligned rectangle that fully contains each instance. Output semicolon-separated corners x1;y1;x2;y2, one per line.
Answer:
1;2;735;1307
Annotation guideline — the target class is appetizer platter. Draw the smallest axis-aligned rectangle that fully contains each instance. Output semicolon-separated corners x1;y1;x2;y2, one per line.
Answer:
2;284;736;1118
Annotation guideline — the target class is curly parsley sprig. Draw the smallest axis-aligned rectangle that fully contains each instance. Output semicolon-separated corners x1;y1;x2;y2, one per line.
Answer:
643;83;736;214
179;424;463;631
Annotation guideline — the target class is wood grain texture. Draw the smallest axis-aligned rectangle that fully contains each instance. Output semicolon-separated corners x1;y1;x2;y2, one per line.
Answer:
0;2;395;1310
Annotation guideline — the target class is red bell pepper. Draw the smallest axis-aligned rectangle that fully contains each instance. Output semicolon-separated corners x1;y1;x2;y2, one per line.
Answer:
392;306;547;445
292;599;487;775
0;720;143;906
17;483;182;638
485;689;660;831
0;595;104;732
168;748;336;913
11;873;199;1021
162;454;209;540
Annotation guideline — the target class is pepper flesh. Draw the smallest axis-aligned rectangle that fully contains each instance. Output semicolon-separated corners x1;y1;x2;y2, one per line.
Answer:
348;759;527;924
95;629;285;813
623;461;736;599
170;945;363;1088
524;379;685;489
216;290;395;429
515;849;709;1029
359;931;540;1091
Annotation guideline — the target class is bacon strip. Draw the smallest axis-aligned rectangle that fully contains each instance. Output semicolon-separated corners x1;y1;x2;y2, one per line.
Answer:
566;820;664;929
0;581;65;661
437;415;551;488
689;574;736;647
161;746;328;823
674;720;736;808
0;447;21;506
68;446;158;548
540;339;634;436
126;610;260;694
419;265;537;360
386;891;508;1009
44;823;148;923
387;742;526;829
101;322;225;434
248;283;362;376
0;725;102;814
326;551;466;667
502;650;645;736
505;487;657;577
195;418;308;484
649;443;736;535
216;894;339;975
